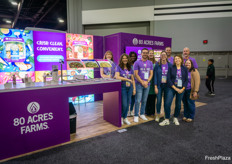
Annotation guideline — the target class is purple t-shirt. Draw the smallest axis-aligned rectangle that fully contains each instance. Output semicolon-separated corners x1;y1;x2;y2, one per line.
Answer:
116;65;134;86
175;68;182;86
186;71;191;90
103;61;116;78
184;57;198;69
134;59;153;85
161;63;168;83
168;56;174;64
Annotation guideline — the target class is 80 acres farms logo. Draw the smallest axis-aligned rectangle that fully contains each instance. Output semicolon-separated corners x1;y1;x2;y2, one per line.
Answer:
13;102;54;134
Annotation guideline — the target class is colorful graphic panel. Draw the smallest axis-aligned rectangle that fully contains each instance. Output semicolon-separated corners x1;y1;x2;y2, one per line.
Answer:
0;28;34;73
35;70;67;82
67;68;94;80
0;71;35;84
66;34;93;60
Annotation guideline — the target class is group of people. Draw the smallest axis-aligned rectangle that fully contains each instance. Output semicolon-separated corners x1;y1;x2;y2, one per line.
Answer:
100;47;214;126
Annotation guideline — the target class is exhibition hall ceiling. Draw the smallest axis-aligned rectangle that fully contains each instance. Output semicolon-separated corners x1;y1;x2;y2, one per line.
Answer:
0;0;67;31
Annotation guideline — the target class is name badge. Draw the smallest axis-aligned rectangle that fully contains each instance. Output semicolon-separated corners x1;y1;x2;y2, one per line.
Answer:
126;81;131;87
161;76;167;83
144;72;149;80
177;79;182;87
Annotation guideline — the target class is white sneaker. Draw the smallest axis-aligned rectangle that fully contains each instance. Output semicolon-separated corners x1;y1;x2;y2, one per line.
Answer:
134;116;139;123
155;116;160;122
121;118;124;125
173;117;180;125
123;118;131;125
140;115;148;121
159;119;170;126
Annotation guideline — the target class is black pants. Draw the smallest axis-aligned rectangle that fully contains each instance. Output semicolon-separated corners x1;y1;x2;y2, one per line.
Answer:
145;94;156;115
206;78;215;93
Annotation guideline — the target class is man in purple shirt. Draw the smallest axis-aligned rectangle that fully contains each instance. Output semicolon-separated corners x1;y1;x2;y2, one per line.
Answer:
165;47;174;64
134;48;153;122
183;47;198;69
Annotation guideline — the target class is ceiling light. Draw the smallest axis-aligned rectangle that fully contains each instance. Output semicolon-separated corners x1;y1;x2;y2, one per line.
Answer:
11;1;18;5
58;19;64;23
5;20;12;24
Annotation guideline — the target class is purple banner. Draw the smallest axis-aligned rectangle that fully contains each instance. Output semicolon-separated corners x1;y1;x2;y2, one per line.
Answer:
104;32;172;64
33;31;67;71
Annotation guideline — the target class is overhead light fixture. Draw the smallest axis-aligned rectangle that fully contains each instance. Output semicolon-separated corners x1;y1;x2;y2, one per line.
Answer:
5;20;12;24
11;1;18;5
58;18;64;23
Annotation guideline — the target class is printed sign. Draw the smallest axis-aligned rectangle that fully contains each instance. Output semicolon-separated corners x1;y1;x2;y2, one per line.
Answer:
33;31;66;71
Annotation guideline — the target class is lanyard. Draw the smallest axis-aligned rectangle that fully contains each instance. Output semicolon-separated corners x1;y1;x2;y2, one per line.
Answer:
141;60;148;69
177;67;181;78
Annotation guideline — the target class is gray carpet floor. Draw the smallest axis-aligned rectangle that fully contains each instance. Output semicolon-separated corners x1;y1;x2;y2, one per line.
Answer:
4;78;232;164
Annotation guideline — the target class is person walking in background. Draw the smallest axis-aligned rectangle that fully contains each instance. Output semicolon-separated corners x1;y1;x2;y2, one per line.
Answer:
128;51;138;116
145;50;156;116
206;59;215;96
183;47;198;69
134;48;153;122
154;51;172;122
165;47;174;64
159;54;188;126
100;50;116;78
115;54;136;125
183;59;200;122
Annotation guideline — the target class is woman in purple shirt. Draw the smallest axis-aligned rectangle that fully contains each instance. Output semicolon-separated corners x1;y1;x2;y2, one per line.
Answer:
159;54;188;126
100;50;116;78
128;51;138;116
154;51;172;122
115;54;136;125
183;59;200;122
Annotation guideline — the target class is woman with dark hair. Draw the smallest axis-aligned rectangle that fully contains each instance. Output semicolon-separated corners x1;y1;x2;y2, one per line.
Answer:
159;54;188;126
145;49;156;116
115;53;136;125
183;59;200;122
128;51;138;116
100;50;116;78
129;51;138;64
154;51;172;122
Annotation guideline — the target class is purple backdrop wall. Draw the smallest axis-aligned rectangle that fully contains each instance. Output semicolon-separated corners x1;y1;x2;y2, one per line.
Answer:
93;36;104;101
104;32;172;64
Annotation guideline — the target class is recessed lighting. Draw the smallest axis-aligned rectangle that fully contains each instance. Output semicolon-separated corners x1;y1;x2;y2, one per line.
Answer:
58;18;64;23
5;20;12;24
11;1;18;5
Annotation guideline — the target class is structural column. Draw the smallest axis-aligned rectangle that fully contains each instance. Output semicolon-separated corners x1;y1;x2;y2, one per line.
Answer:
67;0;83;34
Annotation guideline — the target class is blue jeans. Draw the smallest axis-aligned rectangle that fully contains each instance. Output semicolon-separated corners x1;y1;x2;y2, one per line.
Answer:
166;87;185;119
130;95;135;112
156;83;169;114
134;83;150;116
182;89;196;119
121;84;133;118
